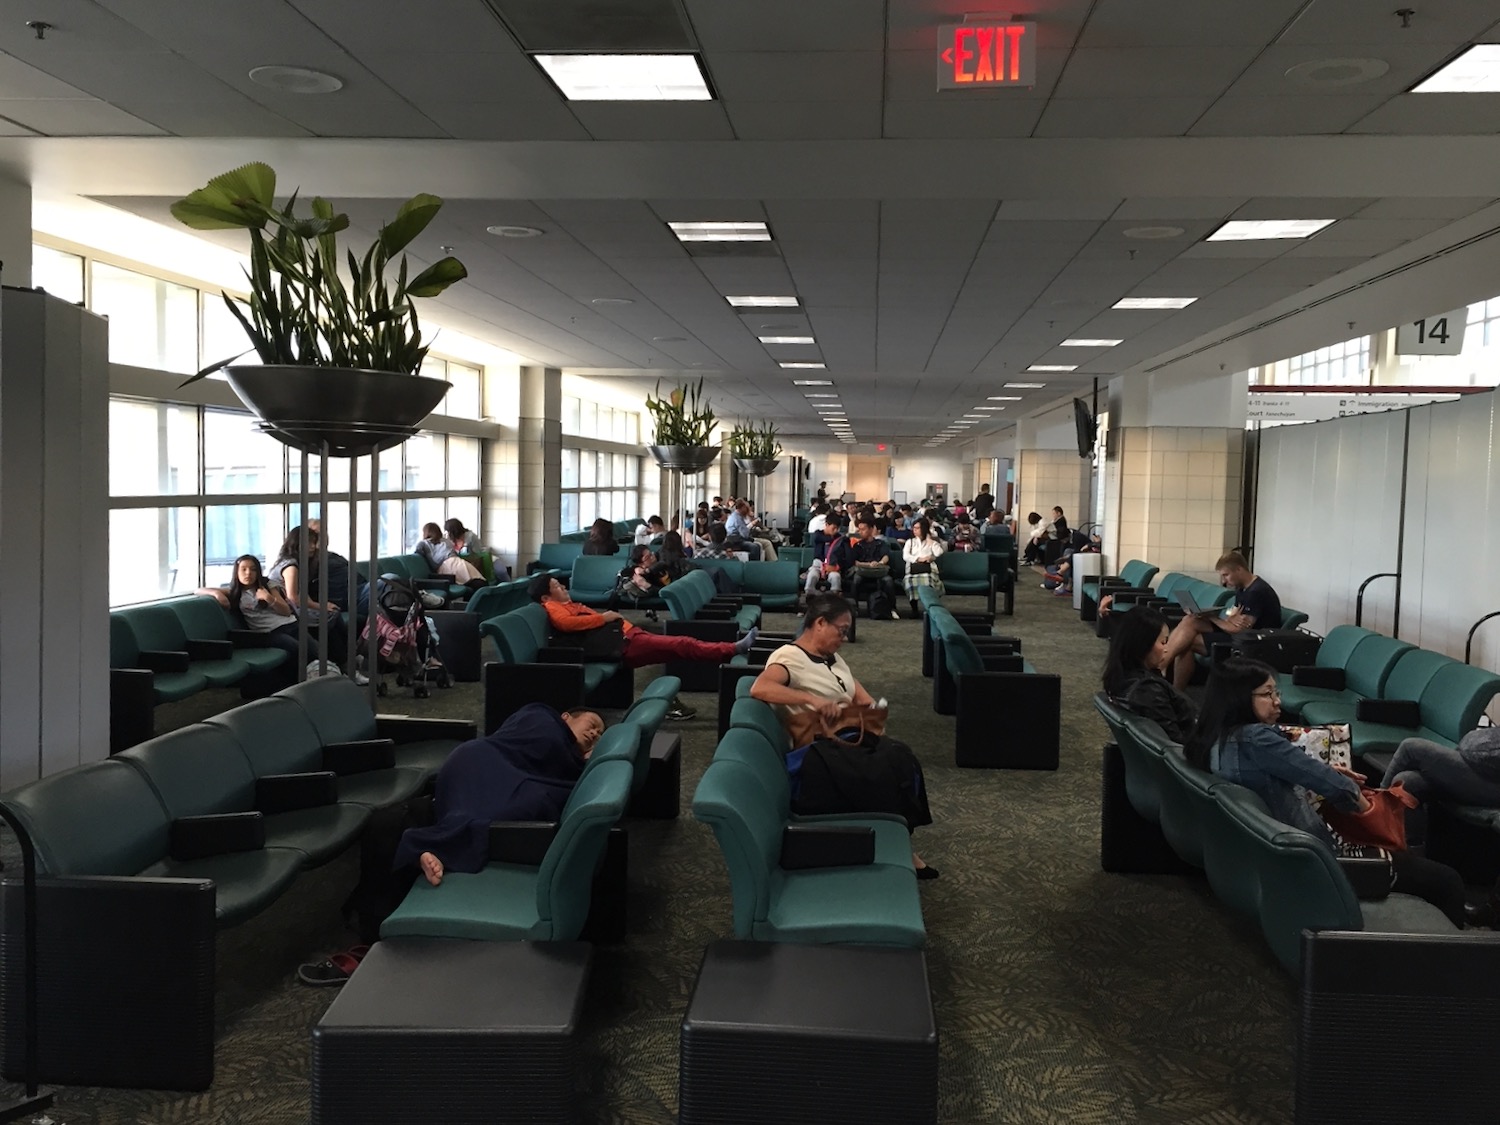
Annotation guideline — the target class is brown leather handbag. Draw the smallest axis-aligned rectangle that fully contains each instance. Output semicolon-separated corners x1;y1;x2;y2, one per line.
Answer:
1321;781;1418;851
785;702;888;749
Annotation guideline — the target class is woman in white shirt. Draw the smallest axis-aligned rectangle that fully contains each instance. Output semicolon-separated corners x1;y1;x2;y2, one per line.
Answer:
901;517;945;617
750;593;938;878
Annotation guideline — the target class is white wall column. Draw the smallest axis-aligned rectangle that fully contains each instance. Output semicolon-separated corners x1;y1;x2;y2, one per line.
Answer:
517;365;561;568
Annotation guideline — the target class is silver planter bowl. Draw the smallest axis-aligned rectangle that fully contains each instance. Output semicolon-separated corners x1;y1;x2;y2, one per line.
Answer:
225;365;450;457
732;457;780;477
648;444;722;473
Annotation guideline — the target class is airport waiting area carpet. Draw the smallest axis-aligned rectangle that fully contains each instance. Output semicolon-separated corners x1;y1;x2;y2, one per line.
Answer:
6;582;1299;1124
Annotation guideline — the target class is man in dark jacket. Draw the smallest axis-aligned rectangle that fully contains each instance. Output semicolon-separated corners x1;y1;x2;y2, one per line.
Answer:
971;484;995;521
805;513;855;598
849;514;899;619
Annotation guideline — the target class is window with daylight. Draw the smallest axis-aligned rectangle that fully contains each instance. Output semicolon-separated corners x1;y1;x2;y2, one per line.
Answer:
1398;297;1500;387
1260;335;1372;386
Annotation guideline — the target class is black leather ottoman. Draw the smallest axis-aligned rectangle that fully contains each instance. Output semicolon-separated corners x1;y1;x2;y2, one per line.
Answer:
310;938;592;1125
680;941;938;1125
627;731;681;819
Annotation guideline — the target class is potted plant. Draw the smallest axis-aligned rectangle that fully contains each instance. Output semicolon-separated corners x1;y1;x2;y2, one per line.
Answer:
645;378;720;472
729;420;782;476
170;162;468;456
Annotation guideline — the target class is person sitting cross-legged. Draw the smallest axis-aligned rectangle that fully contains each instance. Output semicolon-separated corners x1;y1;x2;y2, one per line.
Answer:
1161;550;1282;691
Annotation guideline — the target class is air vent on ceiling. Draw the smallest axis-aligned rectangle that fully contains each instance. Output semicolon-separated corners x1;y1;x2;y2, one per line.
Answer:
487;0;694;51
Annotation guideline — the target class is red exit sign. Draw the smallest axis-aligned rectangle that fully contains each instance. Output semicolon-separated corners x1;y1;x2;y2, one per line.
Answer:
936;22;1036;89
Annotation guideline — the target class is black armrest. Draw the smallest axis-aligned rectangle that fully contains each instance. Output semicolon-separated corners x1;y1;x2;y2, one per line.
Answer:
1293;666;1346;690
980;653;1025;673
537;646;588;664
1357;698;1421;728
376;716;478;743
525;561;545;575
227;628;274;648
137;649;190;673
950;611;995;626
409;576;449;592
255;771;338;814
779;825;875;870
322;738;397;775
488;821;558;866
695;606;737;620
169;812;265;861
1337;845;1393;900
185;638;235;661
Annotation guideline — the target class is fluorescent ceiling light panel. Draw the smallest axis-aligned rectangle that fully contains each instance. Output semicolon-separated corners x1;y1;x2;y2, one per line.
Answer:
988;395;1022;401
804;392;838;397
1003;382;1046;389
728;295;798;307
1061;339;1122;347
672;221;770;242
760;335;814;344
973;406;1005;411
1207;219;1336;241
1026;365;1077;372
781;363;826;369
534;54;712;101
1113;297;1197;310
1412;44;1500;93
791;379;832;385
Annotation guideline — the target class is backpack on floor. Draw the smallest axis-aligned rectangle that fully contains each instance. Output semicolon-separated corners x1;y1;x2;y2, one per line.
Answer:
867;588;895;620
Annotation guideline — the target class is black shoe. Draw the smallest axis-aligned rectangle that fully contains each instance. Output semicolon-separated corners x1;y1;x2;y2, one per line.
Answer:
665;696;697;721
645;609;659;622
1465;902;1496;929
915;864;940;881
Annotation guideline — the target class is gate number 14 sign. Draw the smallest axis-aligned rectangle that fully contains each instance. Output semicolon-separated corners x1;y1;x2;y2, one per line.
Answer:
1395;311;1467;356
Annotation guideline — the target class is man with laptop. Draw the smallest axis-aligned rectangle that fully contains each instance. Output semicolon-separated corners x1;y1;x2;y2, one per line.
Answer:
1163;550;1283;691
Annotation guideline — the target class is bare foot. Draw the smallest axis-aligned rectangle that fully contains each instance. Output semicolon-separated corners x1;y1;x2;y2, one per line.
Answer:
912;852;926;869
419;852;444;886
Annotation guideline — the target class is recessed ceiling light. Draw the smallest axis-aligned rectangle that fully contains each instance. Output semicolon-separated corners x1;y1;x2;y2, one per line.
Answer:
780;363;826;370
486;224;545;238
1003;382;1046;389
974;406;1005;411
652;335;686;342
1027;365;1077;372
760;335;814;344
1061;339;1122;347
533;54;712;101
728;295;799;307
963;414;985;419
804;393;838;398
988;395;1022;401
248;65;344;94
671;221;770;242
1412;44;1500;93
791;379;833;385
1113;297;1197;310
591;297;634;306
1285;57;1389;88
1207;219;1336;241
1123;226;1185;240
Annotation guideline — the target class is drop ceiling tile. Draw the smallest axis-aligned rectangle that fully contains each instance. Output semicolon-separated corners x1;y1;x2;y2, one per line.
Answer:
0;98;166;135
287;0;518;54
686;0;885;51
1285;238;1405;258
1052;47;1259;99
1357;197;1498;219
882;100;1045;138
1233;197;1376;220
0;53;99;99
569;102;735;140
1075;0;1309;47
357;53;562;104
1346;93;1500;135
419;100;590;140
767;200;881;224
537;200;660;223
1032;97;1211;137
984;219;1104;245
1112;198;1248;220
119;97;309;137
1224;42;1465;99
1313;217;1449;242
1189;95;1390;136
1277;0;1500;47
706;51;882;101
994;200;1120;220
1179;239;1293;260
0;115;37;135
724;101;882;139
649;200;768;222
0;0;162;56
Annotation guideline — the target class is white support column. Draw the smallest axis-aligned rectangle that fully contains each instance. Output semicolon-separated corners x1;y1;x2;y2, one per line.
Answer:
517;366;561;568
0;290;110;786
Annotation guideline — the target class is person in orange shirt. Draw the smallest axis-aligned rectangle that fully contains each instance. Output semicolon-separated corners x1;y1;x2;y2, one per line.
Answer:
528;574;758;669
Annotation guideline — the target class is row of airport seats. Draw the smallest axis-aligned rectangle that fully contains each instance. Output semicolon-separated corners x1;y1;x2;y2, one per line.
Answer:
678;696;938;1124
311;695;684;1125
109;595;298;752
1273;625;1500;881
0;676;475;1091
1093;692;1500;1124
556;517;646;544
915;588;1061;769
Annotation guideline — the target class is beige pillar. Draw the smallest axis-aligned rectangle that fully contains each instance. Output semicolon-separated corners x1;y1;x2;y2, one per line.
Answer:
517;366;561;568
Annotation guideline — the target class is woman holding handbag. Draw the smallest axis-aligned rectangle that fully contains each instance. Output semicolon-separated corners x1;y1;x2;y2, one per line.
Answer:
1185;658;1469;926
901;517;945;618
750;593;938;879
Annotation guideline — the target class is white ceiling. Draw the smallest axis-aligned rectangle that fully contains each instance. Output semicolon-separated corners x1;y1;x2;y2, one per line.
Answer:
3;0;1500;442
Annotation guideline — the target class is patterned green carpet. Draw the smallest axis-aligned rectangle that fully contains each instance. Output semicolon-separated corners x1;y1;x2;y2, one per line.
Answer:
21;583;1298;1124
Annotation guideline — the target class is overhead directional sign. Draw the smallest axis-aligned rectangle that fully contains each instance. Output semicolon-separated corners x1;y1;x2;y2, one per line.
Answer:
1247;391;1460;423
1395;311;1468;356
936;22;1036;89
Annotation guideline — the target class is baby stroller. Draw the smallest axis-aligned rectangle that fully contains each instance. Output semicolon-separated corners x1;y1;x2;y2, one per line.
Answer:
360;577;452;698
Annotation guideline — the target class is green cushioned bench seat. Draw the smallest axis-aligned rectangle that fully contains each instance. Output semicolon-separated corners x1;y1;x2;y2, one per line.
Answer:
1277;627;1411;719
167;595;291;676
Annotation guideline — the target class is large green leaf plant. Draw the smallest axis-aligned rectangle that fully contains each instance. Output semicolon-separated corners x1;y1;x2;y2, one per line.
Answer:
171;162;467;384
646;378;718;446
729;420;782;460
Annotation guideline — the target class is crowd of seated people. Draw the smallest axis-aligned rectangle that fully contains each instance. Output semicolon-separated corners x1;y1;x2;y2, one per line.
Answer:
412;518;491;587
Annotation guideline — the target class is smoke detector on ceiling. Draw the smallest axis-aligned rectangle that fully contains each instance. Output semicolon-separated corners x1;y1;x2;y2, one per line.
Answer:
1284;57;1389;88
486;224;546;238
248;65;344;94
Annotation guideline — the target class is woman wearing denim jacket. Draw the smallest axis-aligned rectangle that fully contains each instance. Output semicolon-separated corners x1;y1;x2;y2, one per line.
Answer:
1185;658;1468;927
